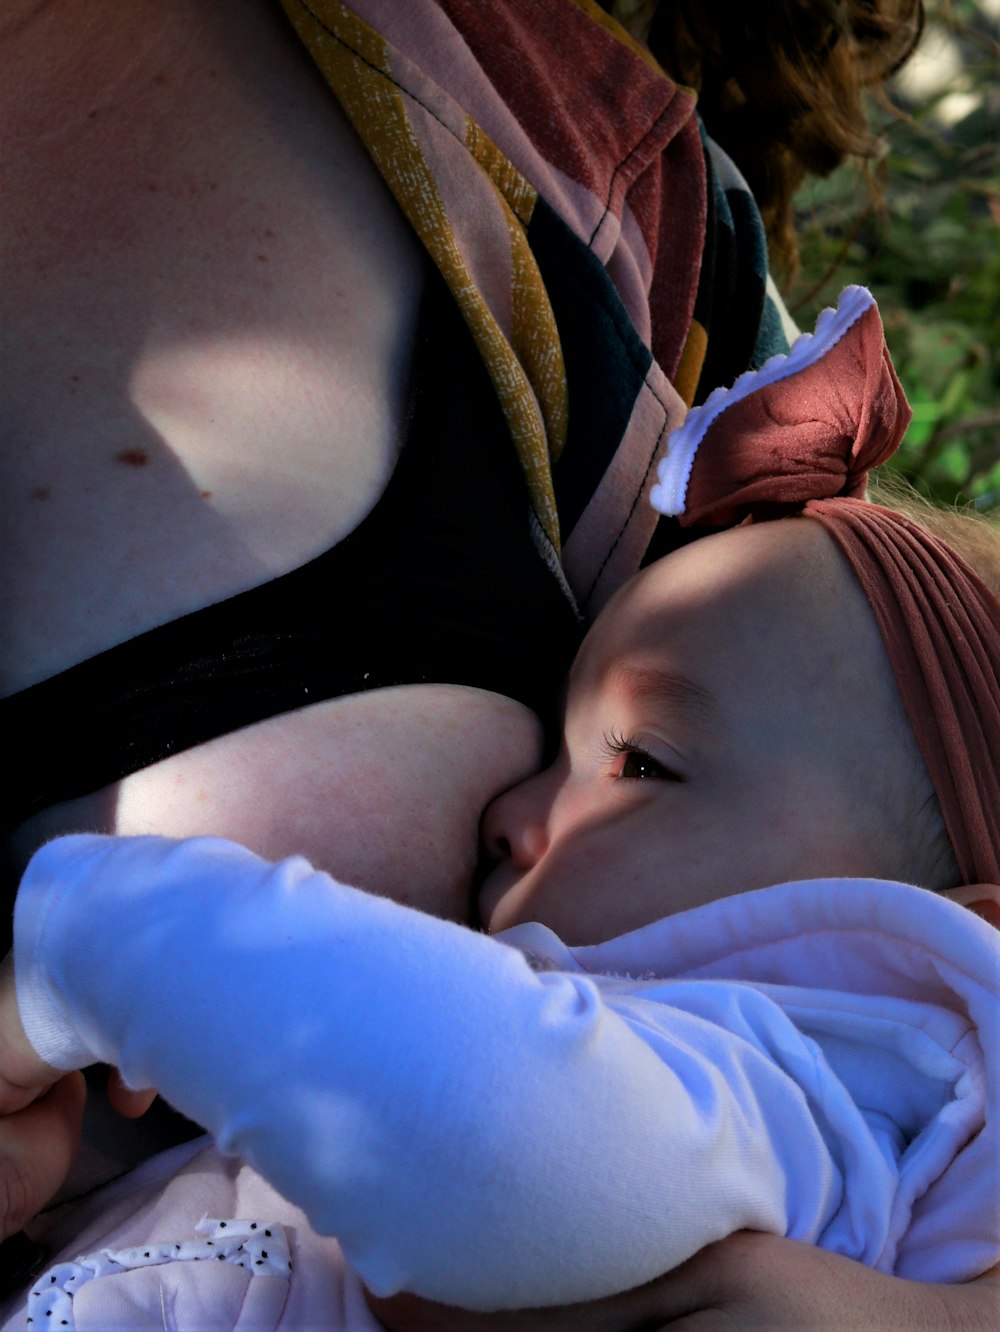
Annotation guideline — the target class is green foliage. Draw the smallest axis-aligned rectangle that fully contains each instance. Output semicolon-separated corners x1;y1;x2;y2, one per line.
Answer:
786;0;999;513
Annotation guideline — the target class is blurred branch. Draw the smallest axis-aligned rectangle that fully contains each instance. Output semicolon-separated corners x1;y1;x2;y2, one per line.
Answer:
934;411;1000;447
788;206;874;315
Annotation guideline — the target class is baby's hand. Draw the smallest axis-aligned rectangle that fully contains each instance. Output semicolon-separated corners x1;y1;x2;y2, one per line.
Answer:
107;1067;158;1119
0;951;156;1121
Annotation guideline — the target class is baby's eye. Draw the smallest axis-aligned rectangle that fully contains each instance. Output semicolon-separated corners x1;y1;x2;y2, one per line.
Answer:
620;749;673;780
601;730;682;782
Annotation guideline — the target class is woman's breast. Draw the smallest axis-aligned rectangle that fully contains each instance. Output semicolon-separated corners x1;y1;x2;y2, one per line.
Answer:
10;687;544;925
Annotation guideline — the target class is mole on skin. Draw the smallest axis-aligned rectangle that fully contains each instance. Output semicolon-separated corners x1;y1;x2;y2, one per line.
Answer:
115;449;150;468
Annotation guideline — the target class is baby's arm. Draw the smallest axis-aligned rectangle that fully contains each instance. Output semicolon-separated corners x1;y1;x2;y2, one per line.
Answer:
10;835;875;1311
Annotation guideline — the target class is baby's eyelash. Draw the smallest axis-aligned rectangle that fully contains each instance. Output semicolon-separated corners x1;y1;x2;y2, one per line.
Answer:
600;727;640;761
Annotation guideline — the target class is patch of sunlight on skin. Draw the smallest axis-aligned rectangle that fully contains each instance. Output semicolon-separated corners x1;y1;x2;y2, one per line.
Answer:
128;333;389;568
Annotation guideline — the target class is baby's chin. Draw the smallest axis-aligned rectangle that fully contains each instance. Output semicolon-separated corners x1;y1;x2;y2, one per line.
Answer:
476;867;527;933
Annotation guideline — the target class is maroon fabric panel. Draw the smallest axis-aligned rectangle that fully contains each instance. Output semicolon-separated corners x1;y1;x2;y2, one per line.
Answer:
434;0;705;376
633;117;708;378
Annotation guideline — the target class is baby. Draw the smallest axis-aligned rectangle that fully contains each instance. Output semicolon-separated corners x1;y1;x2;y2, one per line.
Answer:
480;513;955;943
2;288;997;1326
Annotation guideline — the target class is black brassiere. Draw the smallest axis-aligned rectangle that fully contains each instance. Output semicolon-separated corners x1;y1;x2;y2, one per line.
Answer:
4;269;582;826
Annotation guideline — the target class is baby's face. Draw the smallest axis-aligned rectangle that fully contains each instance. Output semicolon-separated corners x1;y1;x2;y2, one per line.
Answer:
480;519;916;945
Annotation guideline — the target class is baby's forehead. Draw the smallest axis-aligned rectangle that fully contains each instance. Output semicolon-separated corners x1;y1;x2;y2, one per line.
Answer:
581;527;914;762
574;518;895;722
588;520;843;643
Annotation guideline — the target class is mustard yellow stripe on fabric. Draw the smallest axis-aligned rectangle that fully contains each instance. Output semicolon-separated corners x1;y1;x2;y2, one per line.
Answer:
466;118;568;463
278;0;563;555
279;0;386;79
673;319;708;408
507;209;569;464
465;120;538;229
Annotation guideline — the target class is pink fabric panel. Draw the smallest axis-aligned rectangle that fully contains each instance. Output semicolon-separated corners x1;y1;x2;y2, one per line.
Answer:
435;1;693;205
564;363;686;609
0;1143;378;1332
628;116;708;378
69;1262;288;1332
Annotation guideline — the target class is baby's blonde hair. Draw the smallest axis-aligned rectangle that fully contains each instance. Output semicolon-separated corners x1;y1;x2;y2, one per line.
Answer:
869;471;1000;597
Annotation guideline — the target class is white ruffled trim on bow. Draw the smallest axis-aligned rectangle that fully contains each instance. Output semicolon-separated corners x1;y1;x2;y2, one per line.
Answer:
649;285;876;518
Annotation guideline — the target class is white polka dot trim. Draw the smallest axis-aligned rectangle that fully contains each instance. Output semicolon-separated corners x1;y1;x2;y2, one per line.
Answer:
24;1217;290;1329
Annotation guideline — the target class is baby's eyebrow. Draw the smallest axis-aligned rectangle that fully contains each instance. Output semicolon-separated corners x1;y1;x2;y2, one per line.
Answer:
609;663;717;726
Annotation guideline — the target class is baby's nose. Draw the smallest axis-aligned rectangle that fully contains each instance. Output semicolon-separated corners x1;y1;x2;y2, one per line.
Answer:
481;772;551;871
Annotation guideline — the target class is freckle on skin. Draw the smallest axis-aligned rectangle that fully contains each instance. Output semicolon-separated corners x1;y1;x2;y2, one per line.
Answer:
116;448;149;468
31;486;51;502
257;253;268;263
201;490;213;500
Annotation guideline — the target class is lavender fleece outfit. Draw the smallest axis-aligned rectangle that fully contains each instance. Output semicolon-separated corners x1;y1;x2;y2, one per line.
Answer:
4;833;997;1329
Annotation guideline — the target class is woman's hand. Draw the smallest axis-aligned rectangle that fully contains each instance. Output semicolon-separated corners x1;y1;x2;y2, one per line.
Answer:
368;1233;1000;1331
0;951;62;1114
0;950;86;1241
0;1072;85;1243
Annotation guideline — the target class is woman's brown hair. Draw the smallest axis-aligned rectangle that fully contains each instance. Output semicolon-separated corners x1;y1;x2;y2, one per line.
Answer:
603;1;925;275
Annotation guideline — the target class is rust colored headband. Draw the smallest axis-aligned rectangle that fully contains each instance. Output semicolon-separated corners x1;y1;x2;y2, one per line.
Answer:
650;286;1000;888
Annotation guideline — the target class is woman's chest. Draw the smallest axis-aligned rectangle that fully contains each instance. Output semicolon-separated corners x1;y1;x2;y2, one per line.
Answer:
1;0;425;692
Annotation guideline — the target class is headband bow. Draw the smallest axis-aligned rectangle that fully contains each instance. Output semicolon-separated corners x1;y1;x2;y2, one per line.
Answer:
651;286;908;523
650;286;1000;888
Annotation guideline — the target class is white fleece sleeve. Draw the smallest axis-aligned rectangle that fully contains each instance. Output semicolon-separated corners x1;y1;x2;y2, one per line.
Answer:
14;834;854;1310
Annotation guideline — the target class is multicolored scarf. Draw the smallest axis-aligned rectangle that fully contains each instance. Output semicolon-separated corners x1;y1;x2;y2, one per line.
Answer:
277;0;791;611
651;285;1000;890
